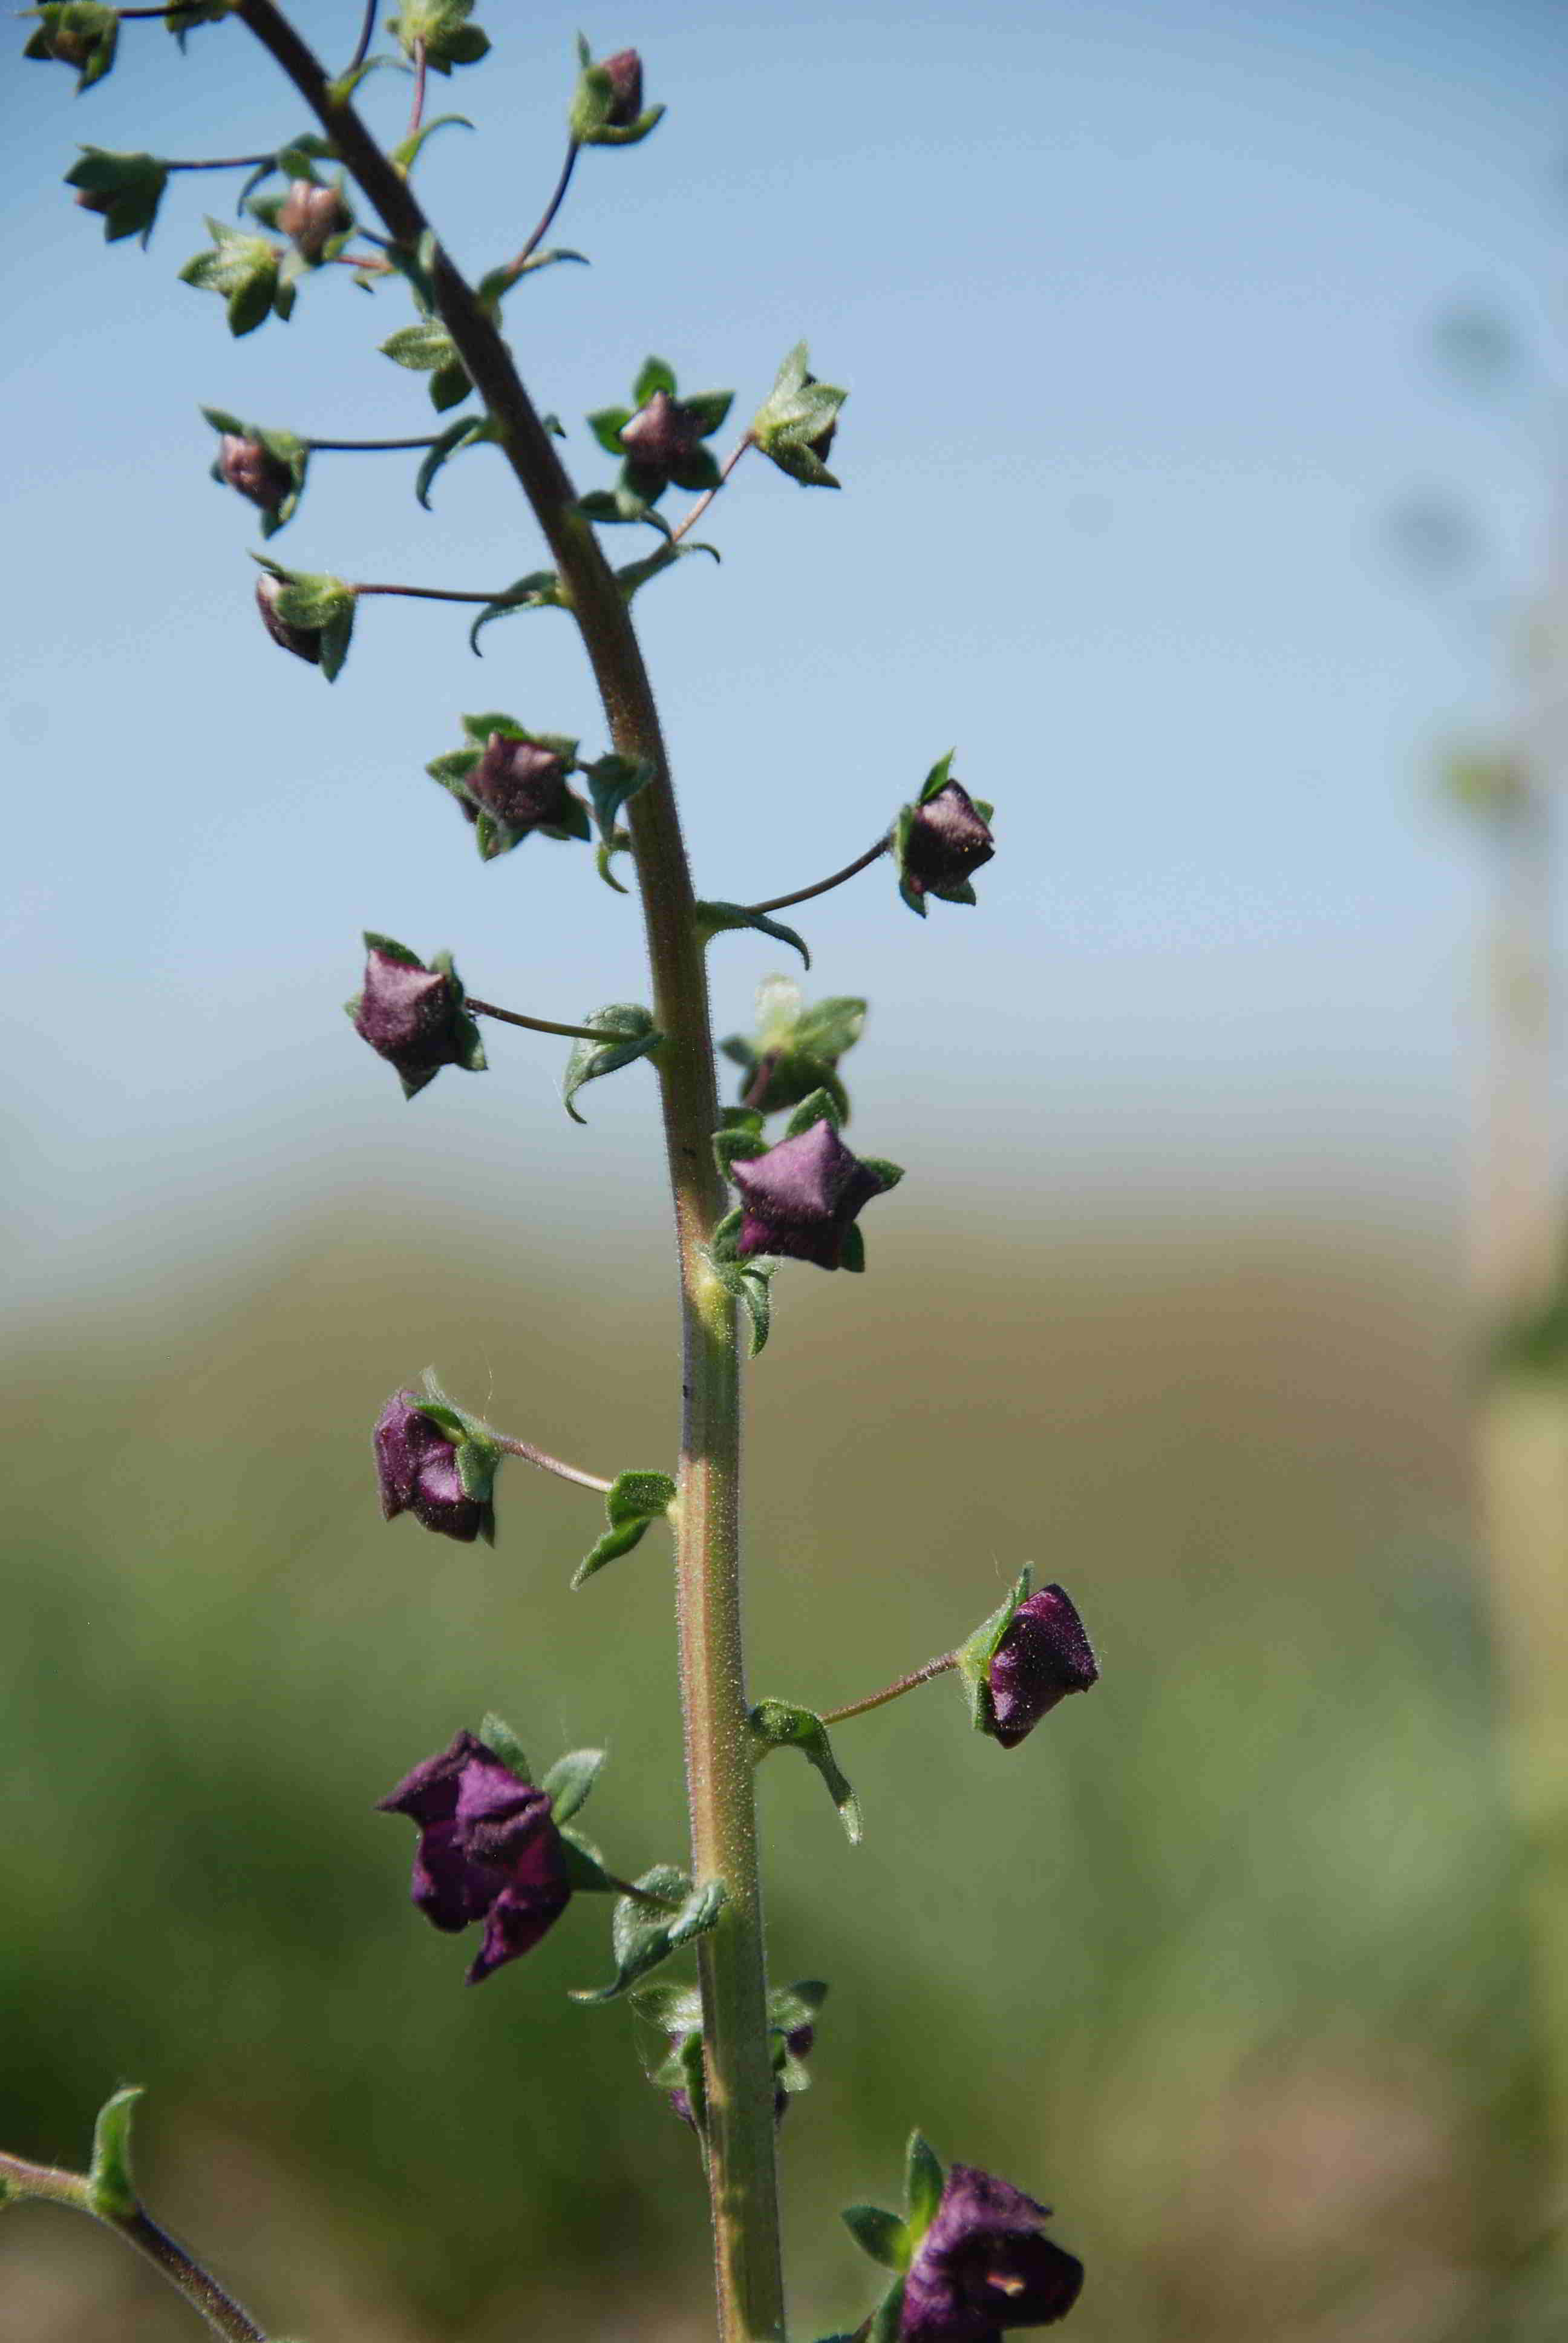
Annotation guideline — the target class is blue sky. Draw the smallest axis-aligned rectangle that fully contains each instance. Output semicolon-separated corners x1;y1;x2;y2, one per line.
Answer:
4;0;1563;1306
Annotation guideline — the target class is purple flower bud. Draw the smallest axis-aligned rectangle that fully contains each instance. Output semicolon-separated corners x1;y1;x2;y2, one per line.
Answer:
374;1389;494;1544
220;433;292;515
618;388;707;476
903;782;995;902
350;942;481;1098
278;179;347;261
901;2164;1083;2341
599;46;644;126
255;572;322;664
468;733;578;833
377;1730;571;1982
731;1119;892;1271
986;1587;1098;1749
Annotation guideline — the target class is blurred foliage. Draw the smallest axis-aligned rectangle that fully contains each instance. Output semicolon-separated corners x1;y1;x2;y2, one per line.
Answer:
0;1193;1559;2338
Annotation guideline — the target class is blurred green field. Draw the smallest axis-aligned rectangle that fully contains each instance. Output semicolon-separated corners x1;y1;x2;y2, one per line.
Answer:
1;1185;1557;2339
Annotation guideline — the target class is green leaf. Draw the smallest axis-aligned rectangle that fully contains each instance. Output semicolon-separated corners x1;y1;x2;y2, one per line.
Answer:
904;2132;945;2237
953;1566;1033;1732
581;752;653;847
87;2086;143;2221
614;540;720;603
699;1248;777;1358
390;112;474;175
770;1978;829;2037
694;900;810;971
573;1468;677;1588
867;2281;907;2343
631;1978;706;2034
429;357;472;413
570;1867;725;2004
918;749;957;804
562;1003;661;1126
541;1747;605;1824
841;2205;910;2272
750;1700;862;1844
478;1711;531;1778
381;320;459;372
468;571;565;653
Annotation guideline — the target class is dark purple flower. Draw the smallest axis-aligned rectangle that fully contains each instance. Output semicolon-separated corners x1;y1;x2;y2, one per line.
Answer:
731;1119;892;1271
599;45;644;125
903;782;995;903
350;941;483;1099
278;178;347;261
618;388;708;477
255;572;322;663
987;1587;1099;1750
374;1389;494;1544
220;433;292;515
902;2164;1083;2341
468;733;578;833
377;1730;571;1982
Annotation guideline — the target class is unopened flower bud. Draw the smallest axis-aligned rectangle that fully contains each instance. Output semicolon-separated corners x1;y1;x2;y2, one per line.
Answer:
469;733;578;832
220;433;292;515
600;46;644;125
986;1586;1098;1749
901;781;995;903
618;390;707;476
731;1119;895;1271
901;2163;1083;2338
255;574;322;661
278;179;347;261
374;1391;495;1544
348;937;486;1099
377;1730;571;1981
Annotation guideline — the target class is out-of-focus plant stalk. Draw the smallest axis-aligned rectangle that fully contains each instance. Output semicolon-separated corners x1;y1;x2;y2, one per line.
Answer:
233;8;786;2333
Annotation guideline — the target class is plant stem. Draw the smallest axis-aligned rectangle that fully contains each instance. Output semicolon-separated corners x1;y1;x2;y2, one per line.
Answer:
465;995;626;1044
746;836;890;917
166;156;276;172
346;0;377;76
817;1652;956;1728
497;138;580;284
305;434;442;452
352;581;508;603
233;10;787;2336
670;436;754;547
0;2152;269;2343
407;36;427;141
494;1432;613;1496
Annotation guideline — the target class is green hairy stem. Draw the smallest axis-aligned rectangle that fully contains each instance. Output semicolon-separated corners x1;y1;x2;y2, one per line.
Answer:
232;7;787;2335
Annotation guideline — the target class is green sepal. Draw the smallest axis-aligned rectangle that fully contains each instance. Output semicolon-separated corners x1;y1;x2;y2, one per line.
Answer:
541;1747;605;1824
582;752;653;850
709;1207;745;1263
771;1977;828;2041
163;1;231;44
477;1709;530;1777
430;358;472;412
634;357;677;404
904;2131;945;2240
361;929;423;968
720;984;867;1120
253;556;357;680
953;1565;1033;1732
751;341;848;489
388;0;491;73
578;485;670;531
65;148;168;246
629;1979;705;2034
569;1867;725;2004
867;2282;907;2343
87;2086;142;2221
837;1225;866;1274
25;4;119;91
570;56;666;147
390;111;474;175
699;1247;777;1357
712;1116;769;1179
782;1087;844;1140
695;901;810;971
750;1700;863;1844
556;1826;617;1893
615;540;720;603
562;1003;661;1126
587;404;635;458
179;218;282;338
469;571;567;654
856;1158;905;1192
415;411;499;507
841;2206;910;2272
573;1469;678;1588
893;804;926;918
918;750;956;804
972;799;995;825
